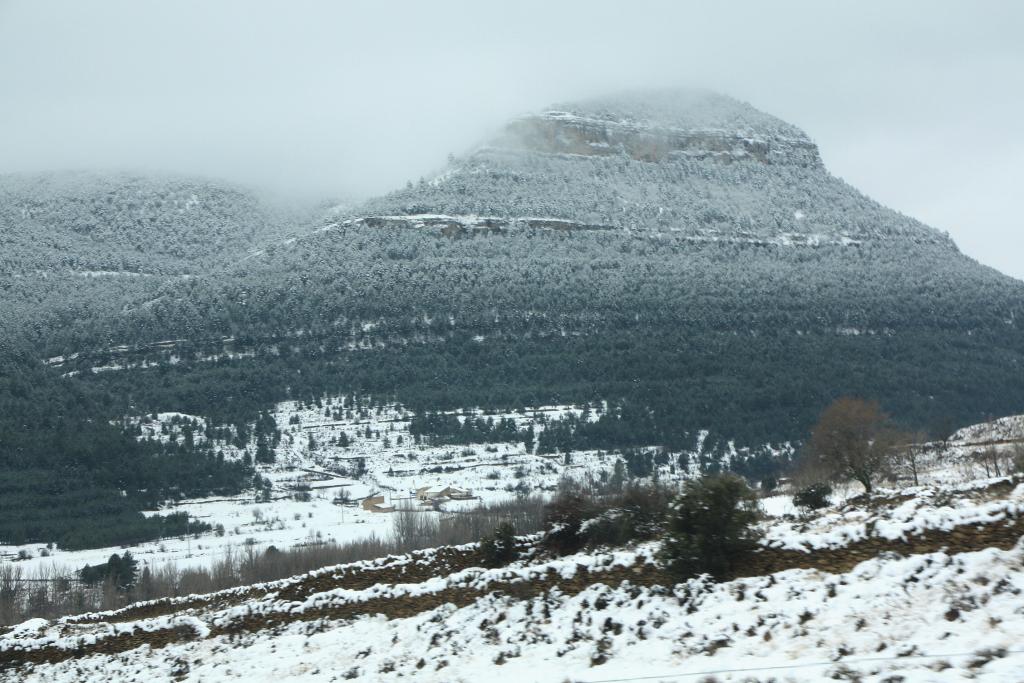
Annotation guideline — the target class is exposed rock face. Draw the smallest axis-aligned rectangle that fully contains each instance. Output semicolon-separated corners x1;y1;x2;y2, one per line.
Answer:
351;213;615;236
498;109;822;166
491;90;822;166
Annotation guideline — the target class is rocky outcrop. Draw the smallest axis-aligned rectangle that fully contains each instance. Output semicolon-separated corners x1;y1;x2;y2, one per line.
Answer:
349;214;616;236
497;111;822;167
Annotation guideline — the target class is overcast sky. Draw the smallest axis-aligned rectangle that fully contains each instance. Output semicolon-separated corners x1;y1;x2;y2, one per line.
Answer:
0;1;1021;279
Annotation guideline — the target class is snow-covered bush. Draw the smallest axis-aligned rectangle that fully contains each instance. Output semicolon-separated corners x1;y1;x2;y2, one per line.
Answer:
542;489;599;555
661;474;761;579
577;485;671;549
793;483;833;511
542;485;671;555
478;522;518;567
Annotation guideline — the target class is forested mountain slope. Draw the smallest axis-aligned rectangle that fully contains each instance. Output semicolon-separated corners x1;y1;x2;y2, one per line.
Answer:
45;90;1023;444
0;170;309;351
0;172;298;548
2;91;1023;552
0;170;294;274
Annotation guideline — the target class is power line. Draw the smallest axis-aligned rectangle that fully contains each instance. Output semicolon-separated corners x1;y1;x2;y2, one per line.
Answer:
576;648;1024;682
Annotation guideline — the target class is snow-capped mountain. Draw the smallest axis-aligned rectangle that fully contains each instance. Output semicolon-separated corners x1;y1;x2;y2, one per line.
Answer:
355;89;952;247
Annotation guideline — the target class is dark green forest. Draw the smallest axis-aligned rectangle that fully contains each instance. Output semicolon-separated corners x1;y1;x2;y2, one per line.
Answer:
0;349;250;548
4;222;1023;551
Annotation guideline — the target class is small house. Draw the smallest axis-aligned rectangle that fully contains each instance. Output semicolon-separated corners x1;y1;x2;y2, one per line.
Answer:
360;494;395;513
415;484;473;502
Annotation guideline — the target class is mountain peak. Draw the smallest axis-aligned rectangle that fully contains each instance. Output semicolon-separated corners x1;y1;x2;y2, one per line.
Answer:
492;89;821;167
550;89;807;139
352;89;951;248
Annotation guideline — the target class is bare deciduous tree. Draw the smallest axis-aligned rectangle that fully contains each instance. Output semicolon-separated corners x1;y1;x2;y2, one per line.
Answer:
806;398;896;494
895;430;929;487
978;446;1008;478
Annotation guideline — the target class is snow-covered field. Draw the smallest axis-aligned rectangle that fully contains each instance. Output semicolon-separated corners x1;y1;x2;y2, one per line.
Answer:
0;493;395;576
0;400;659;575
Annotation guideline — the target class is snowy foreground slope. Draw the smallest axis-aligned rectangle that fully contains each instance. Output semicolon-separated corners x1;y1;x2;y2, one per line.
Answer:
10;546;1021;682
3;479;1024;682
